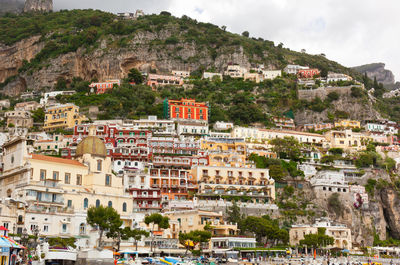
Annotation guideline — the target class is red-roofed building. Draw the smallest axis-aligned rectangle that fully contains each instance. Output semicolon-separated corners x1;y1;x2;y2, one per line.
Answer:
89;79;121;94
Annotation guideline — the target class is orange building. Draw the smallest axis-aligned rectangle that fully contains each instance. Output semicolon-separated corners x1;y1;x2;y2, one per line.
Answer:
89;79;121;94
164;98;208;121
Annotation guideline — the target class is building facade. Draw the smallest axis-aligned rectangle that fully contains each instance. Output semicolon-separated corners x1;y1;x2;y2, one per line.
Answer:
44;104;86;131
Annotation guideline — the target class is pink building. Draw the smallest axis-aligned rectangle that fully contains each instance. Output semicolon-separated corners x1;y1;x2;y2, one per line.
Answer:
147;74;183;89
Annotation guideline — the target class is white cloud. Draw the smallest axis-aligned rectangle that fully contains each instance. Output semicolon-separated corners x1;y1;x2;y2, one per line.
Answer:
54;0;400;81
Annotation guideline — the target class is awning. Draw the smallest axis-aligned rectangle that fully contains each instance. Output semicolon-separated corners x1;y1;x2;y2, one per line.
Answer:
0;237;11;248
120;249;138;254
0;236;26;249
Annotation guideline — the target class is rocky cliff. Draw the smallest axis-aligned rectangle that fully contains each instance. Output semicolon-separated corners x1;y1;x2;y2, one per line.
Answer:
353;63;400;90
24;0;52;12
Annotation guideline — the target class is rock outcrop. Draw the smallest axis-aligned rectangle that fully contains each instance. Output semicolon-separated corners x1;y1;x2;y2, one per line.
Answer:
352;63;400;89
24;0;52;12
0;0;25;13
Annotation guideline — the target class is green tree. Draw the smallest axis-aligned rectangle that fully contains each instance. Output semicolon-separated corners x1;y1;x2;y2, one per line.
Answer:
270;137;302;161
299;227;334;248
106;226;132;251
86;205;123;249
31;108;45;123
144;213;170;253
128;68;144;84
179;230;212;254
241;31;249;37
131;229;150;251
226;200;243;229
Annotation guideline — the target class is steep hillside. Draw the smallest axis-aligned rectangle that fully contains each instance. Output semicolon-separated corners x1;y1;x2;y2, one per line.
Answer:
0;10;391;123
0;0;24;14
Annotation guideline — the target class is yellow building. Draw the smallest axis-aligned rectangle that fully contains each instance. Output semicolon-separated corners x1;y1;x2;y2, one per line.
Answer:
192;165;275;203
163;210;238;239
334;120;361;129
324;129;370;151
201;138;246;167
44;103;86;131
289;218;352;249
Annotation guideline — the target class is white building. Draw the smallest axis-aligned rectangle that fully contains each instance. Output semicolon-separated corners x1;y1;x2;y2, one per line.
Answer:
310;171;349;196
224;65;247;78
124;116;176;134
40;91;76;106
327;72;352;82
203;72;223;80
213;121;234;131
232;126;327;146
262;70;282;80
283;64;309;75
172;70;190;78
177;121;209;136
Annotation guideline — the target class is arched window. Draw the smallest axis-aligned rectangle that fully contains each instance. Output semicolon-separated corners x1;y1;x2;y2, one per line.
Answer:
79;223;86;235
97;160;102;171
96;199;100;208
83;198;88;209
122;202;127;212
108;201;112;208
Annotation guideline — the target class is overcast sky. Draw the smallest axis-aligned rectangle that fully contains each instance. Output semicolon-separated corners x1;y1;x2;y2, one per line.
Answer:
55;0;400;81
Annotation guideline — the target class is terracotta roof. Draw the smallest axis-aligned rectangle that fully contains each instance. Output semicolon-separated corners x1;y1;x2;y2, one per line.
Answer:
30;154;86;167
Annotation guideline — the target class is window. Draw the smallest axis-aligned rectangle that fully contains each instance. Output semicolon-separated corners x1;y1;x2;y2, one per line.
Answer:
53;171;59;180
76;174;82;185
83;198;88;209
108;201;112;208
40;170;46;181
96;199;100;208
97;160;102;171
62;224;67;233
64;173;70;184
105;175;111;186
43;225;49;232
123;202;127;212
67;200;72;208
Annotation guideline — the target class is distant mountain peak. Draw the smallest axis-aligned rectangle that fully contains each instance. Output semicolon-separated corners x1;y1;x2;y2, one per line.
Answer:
352;62;399;89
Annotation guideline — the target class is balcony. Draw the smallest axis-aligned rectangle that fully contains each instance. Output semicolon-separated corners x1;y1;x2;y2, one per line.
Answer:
134;194;162;199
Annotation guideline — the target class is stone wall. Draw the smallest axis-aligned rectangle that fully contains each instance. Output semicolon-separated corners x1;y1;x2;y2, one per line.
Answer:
298;86;357;101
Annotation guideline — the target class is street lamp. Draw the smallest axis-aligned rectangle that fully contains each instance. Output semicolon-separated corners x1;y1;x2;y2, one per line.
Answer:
21;228;29;247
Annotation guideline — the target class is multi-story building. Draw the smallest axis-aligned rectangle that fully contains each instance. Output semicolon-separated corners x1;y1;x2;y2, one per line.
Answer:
123;116;175;134
232;127;327;146
272;116;295;130
366;122;398;135
290;218;352;249
62;123;152;168
213;121;234;131
192;165;275;203
302;123;333;132
33;134;73;155
0;129;133;247
262;70;282;80
324;129;370;151
224;65;247;78
177;121;209;136
334;120;361;129
201;138;246;167
89;79;121;94
163;210;238;239
149;136;208;200
203;72;223;81
309;171;349;198
43;104;86;132
297;68;320;78
0;99;10;110
164;98;209;122
283;65;309;75
171;70;190;78
5;110;33;128
147;74;183;88
15;101;42;111
327;72;352;82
